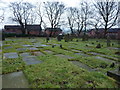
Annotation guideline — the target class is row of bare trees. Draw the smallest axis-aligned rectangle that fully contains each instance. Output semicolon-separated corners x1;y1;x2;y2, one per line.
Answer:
9;0;119;37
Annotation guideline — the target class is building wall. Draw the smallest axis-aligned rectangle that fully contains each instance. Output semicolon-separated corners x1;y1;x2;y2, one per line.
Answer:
29;31;40;35
5;29;22;34
45;30;62;36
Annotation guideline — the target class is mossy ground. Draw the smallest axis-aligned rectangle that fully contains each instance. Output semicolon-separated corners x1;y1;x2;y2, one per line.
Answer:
2;37;119;88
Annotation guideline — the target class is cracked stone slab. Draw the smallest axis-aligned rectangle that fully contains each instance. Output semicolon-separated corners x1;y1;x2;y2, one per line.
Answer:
2;71;29;88
4;52;18;59
22;56;42;65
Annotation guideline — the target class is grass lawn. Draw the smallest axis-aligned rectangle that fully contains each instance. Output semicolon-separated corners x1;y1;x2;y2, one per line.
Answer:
2;37;120;88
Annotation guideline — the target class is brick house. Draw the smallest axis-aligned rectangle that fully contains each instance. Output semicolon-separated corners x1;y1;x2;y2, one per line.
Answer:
87;28;120;39
44;28;62;37
4;25;42;35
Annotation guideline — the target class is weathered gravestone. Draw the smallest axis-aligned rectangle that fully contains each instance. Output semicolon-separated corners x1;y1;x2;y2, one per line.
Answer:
46;36;50;43
106;36;111;47
64;34;69;42
82;33;88;41
96;43;101;48
57;34;63;41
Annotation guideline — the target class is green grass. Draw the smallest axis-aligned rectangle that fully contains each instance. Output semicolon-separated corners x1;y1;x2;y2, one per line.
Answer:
2;37;119;88
2;57;25;74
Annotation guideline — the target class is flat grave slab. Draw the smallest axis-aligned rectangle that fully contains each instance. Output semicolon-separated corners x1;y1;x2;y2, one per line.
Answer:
70;61;93;71
28;47;38;51
4;52;18;59
17;48;27;52
44;50;54;54
72;49;83;52
34;43;50;47
108;47;120;50
22;56;42;65
89;52;117;61
54;54;74;59
107;68;120;81
31;51;44;56
95;56;115;63
20;53;30;57
22;45;33;47
74;53;90;57
2;71;29;88
4;46;12;49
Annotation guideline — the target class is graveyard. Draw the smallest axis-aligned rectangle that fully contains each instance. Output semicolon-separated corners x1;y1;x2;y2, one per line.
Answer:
1;37;120;88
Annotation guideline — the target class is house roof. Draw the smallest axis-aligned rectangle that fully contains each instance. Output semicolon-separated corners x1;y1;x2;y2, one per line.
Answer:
4;25;42;31
45;28;62;31
88;28;120;33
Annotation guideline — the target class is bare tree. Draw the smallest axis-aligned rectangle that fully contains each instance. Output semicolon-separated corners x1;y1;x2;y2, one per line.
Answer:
74;8;85;36
44;1;65;28
9;1;34;34
36;3;47;29
81;1;92;33
43;1;65;36
67;7;76;34
94;0;120;38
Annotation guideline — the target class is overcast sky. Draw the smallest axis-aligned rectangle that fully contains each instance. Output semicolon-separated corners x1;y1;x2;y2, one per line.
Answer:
0;0;119;30
0;0;95;30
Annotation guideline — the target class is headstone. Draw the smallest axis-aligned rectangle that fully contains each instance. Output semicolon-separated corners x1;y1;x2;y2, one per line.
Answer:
64;34;69;42
60;44;62;48
112;43;114;46
52;45;55;48
57;34;63;41
46;36;50;43
76;40;79;42
110;62;115;68
82;33;88;41
106;36;111;47
96;43;101;48
91;42;94;44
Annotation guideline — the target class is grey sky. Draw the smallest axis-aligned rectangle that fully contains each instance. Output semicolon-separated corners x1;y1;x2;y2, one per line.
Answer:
0;0;119;30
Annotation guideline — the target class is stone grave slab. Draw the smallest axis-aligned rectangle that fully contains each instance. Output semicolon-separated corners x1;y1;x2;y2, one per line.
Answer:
72;49;83;52
54;54;74;59
22;45;33;47
95;56;115;63
22;56;42;65
31;51;44;56
75;53;90;57
2;71;29;88
44;50;54;54
70;61;93;71
108;47;120;50
17;48;27;52
4;52;18;59
4;46;12;49
20;53;30;57
28;47;38;51
107;68;120;81
89;52;118;61
34;43;50;47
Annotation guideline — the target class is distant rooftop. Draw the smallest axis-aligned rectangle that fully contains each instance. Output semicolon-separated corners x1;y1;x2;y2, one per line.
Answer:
4;25;42;31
